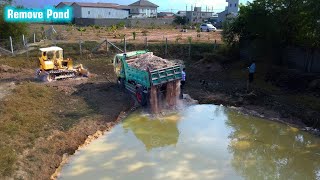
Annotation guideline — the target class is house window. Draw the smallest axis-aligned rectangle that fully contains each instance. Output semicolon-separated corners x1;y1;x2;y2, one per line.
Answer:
193;13;196;16
109;12;111;15
88;11;90;15
202;13;205;16
235;3;237;7
230;4;232;7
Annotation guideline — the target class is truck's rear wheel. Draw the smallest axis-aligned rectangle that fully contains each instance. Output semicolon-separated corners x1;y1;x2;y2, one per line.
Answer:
136;87;147;106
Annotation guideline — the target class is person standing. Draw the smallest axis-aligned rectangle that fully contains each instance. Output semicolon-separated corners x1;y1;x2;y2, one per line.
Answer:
180;68;186;99
247;61;256;92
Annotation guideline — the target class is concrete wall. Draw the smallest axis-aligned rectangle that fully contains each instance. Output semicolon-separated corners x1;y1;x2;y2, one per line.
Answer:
285;47;320;73
72;4;129;19
240;43;320;73
74;18;173;27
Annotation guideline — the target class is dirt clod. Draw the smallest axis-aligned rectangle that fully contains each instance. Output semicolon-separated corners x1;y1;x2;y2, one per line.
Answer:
130;52;177;71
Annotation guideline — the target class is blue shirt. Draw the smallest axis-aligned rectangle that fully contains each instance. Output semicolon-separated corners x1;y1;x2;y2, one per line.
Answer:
182;71;186;81
249;63;256;73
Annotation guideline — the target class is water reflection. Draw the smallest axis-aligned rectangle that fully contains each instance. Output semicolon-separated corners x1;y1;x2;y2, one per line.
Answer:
122;113;180;151
227;110;320;180
59;105;320;180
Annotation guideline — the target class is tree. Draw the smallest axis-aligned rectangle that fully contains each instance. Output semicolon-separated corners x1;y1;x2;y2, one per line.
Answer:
173;16;187;25
222;0;320;61
0;2;28;39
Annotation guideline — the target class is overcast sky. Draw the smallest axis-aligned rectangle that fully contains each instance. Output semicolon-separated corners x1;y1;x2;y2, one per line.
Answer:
14;0;252;13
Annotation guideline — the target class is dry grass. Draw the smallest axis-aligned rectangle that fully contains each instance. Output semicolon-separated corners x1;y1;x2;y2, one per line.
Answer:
0;82;95;177
29;24;222;44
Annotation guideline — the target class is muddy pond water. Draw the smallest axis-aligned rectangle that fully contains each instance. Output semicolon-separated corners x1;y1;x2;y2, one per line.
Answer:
59;105;320;180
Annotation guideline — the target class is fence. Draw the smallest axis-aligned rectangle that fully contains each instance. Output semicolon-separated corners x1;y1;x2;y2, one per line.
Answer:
0;33;41;56
51;36;219;63
74;18;174;27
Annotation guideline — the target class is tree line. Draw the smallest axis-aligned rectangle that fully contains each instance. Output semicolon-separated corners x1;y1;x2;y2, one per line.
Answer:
223;0;320;61
0;1;28;39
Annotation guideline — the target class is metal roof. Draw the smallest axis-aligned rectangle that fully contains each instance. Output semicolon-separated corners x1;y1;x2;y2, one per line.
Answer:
129;0;159;7
40;46;63;52
58;2;73;6
71;2;130;10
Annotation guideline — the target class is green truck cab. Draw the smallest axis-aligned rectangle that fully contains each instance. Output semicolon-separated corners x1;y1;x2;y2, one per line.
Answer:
113;50;182;106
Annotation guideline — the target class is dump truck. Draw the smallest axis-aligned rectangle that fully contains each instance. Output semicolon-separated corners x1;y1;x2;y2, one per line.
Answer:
36;46;89;82
113;50;182;111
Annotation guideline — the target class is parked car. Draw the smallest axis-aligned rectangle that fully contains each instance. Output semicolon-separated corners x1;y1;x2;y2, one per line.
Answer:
200;23;217;32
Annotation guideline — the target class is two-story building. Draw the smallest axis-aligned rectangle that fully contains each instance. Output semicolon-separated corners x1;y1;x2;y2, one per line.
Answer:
217;0;239;23
186;7;215;23
129;0;158;18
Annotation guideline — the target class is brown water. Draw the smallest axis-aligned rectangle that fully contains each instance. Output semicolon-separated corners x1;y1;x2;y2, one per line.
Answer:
59;105;320;180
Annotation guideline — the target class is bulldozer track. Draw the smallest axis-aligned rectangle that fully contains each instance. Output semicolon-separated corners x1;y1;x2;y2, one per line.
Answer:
49;69;76;74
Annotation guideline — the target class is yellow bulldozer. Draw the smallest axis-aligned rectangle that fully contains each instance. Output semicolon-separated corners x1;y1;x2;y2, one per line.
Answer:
36;46;89;82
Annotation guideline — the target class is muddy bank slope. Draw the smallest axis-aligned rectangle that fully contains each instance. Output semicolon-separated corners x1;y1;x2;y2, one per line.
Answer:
185;59;320;131
0;57;133;179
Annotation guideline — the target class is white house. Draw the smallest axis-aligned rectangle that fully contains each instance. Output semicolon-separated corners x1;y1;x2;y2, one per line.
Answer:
129;0;158;18
59;2;130;19
218;0;239;23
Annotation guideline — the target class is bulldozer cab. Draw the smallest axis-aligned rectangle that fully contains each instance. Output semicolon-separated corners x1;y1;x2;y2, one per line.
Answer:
39;46;73;71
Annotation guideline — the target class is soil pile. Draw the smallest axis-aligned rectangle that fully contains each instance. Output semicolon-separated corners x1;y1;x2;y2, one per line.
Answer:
130;52;176;71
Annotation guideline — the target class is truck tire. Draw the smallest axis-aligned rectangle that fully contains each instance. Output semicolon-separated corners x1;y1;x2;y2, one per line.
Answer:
136;87;147;106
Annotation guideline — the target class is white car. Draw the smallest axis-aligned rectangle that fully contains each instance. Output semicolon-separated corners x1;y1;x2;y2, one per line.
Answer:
200;23;217;32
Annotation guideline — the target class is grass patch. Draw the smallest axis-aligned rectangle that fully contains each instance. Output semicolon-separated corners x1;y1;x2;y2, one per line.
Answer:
0;147;16;177
0;82;95;177
0;55;38;69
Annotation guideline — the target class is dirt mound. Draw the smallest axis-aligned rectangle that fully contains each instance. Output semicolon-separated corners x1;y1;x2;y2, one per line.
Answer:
130;52;177;71
0;65;21;73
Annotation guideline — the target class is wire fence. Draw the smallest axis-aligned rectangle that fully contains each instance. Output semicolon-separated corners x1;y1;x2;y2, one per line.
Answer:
0;25;220;62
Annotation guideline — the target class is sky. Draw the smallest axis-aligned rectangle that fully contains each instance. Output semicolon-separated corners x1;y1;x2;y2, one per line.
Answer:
14;0;252;13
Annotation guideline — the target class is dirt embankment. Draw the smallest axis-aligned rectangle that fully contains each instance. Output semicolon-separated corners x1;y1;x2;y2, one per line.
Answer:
185;59;320;133
0;57;134;179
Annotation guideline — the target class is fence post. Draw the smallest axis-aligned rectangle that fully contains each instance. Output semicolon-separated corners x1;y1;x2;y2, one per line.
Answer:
106;38;109;53
124;37;126;53
33;33;36;43
214;39;217;50
165;38;168;57
9;36;13;56
22;34;25;46
189;41;191;58
79;39;82;58
145;37;148;49
25;38;29;59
